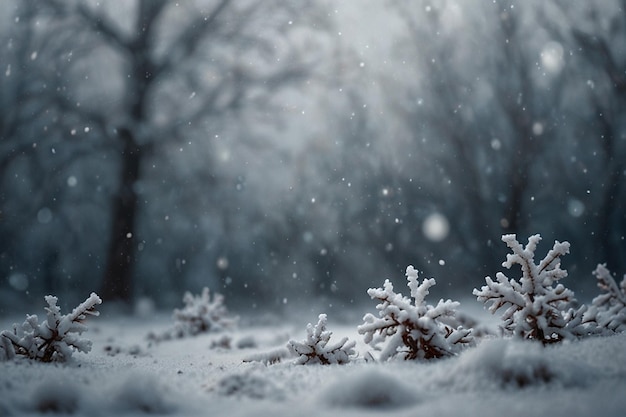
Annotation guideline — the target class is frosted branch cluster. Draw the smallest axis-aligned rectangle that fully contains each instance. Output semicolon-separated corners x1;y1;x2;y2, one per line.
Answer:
474;234;600;343
173;287;237;336
150;287;237;341
358;266;473;361
0;293;102;362
287;313;356;365
587;264;626;332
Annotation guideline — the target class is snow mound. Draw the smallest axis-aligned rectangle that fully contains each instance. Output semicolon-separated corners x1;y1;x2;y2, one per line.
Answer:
31;377;82;414
216;370;285;400
112;373;176;414
320;368;417;409
445;338;597;389
1;316;625;417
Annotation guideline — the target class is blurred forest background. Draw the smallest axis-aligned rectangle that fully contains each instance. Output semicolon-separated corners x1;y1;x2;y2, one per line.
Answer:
1;0;625;315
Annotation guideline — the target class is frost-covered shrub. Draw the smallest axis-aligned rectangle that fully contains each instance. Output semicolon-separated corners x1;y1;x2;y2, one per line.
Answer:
358;266;473;361
588;264;626;332
174;287;237;335
287;313;356;365
149;287;237;341
474;234;598;344
0;293;102;362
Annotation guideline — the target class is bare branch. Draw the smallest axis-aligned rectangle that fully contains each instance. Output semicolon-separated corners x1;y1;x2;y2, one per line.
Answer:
156;0;233;77
572;28;626;92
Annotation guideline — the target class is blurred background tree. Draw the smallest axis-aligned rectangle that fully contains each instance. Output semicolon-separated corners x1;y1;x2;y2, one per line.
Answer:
0;0;624;314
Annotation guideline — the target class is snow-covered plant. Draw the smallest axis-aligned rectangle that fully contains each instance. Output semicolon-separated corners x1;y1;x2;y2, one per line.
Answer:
287;313;356;365
474;234;597;344
149;287;237;341
173;287;237;336
588;264;626;332
0;292;102;362
358;266;473;361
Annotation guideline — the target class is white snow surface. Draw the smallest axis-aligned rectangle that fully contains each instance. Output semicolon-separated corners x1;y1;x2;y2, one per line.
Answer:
1;305;625;417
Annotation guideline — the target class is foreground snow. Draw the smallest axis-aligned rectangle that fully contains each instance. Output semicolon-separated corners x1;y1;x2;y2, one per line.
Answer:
0;307;625;417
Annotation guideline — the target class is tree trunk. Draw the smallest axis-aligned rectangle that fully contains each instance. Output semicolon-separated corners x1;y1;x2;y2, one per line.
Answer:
595;112;625;272
100;128;142;304
502;166;528;234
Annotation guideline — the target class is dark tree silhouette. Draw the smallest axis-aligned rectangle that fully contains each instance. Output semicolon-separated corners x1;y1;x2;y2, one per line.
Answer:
385;0;569;280
37;0;328;304
568;7;626;274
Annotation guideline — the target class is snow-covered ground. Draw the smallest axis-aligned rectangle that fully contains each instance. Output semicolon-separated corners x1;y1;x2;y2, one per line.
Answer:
1;305;625;417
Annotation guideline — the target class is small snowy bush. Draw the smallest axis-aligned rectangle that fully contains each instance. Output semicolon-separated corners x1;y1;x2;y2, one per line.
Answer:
474;234;598;344
0;292;102;362
358;266;473;361
174;287;237;335
287;313;356;365
149;287;237;341
588;264;626;332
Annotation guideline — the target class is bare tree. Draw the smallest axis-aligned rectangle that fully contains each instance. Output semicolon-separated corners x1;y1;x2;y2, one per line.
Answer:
31;0;329;305
565;4;626;273
0;0;77;297
536;1;626;274
384;1;568;280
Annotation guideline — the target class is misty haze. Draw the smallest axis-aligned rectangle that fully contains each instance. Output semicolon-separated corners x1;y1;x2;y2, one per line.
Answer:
1;2;626;417
0;0;624;316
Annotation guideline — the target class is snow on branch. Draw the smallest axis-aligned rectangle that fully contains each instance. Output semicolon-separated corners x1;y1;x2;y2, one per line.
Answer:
0;293;102;362
287;314;356;365
174;287;237;335
149;287;237;341
588;264;626;332
242;347;292;365
358;266;473;361
474;234;599;344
